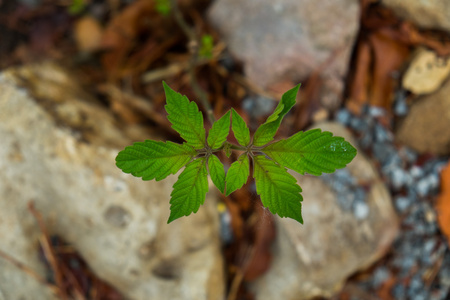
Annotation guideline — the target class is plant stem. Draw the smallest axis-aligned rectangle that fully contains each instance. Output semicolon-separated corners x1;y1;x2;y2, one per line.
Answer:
170;0;216;124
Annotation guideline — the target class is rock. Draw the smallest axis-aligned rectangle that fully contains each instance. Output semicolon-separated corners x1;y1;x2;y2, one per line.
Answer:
0;65;224;300
249;122;398;300
396;78;450;155
402;48;450;95
382;0;450;32
208;0;360;109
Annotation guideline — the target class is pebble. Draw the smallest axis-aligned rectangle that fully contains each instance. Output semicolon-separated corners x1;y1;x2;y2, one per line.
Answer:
393;90;409;116
335;109;352;125
395;196;412;212
352;200;369;220
372;266;391;287
374;123;393;143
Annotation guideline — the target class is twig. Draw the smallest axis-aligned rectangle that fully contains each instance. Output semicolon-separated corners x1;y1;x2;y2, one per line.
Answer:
169;0;216;124
28;202;68;300
0;248;60;295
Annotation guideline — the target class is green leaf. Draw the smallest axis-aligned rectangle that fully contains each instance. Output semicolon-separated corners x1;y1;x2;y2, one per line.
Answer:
252;84;301;146
155;0;171;15
208;154;225;193
168;158;208;223
163;82;206;149
263;128;357;176
231;108;250;147
199;34;214;59
253;155;303;223
116;141;196;181
68;0;86;15
225;154;250;196
207;110;231;149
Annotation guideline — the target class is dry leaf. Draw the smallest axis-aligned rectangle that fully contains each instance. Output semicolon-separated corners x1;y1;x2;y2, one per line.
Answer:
436;162;450;245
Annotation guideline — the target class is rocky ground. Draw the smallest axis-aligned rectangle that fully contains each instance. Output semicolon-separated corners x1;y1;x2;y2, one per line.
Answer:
0;0;450;299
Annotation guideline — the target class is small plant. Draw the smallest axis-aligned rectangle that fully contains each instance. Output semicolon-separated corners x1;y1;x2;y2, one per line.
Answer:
116;82;357;223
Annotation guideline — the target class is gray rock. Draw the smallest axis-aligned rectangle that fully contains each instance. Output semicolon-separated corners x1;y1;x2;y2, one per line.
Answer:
249;122;398;300
382;0;450;32
0;65;224;300
208;0;360;109
396;78;450;155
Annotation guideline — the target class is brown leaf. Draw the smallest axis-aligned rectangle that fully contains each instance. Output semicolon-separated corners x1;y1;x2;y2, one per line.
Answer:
368;29;410;108
100;0;155;79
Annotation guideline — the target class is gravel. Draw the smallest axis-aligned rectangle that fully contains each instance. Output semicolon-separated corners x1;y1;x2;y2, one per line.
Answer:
334;105;450;299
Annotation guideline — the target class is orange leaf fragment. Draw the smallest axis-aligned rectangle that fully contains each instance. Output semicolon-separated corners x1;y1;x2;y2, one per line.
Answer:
436;162;450;245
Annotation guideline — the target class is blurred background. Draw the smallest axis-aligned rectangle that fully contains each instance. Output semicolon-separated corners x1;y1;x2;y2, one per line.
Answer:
1;0;450;299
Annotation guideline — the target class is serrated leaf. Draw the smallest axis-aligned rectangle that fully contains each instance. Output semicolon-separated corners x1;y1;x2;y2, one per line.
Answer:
207;110;231;149
163;81;206;149
253;155;303;223
116;141;196;181
263;128;357;176
168;158;208;223
253;84;301;146
225;154;250;196
208;154;225;193
231;108;250;147
265;103;284;123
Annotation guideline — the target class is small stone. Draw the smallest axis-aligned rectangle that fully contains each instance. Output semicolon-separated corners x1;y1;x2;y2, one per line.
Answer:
423;238;437;256
389;168;411;190
409;165;424;179
335;109;352;125
393;90;409;116
415;174;440;197
368;106;386;118
353;199;369;219
374;123;393;143
372;267;390;287
395;196;412;212
373;143;400;167
402;48;450;95
219;209;233;245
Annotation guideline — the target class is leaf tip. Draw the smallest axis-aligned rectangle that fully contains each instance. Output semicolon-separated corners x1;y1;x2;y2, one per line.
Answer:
167;211;181;223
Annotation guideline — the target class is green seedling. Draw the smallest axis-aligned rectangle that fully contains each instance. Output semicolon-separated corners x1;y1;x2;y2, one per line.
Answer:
155;0;171;16
116;82;357;223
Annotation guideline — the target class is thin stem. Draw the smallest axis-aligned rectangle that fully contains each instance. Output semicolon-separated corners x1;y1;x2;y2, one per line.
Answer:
229;144;247;151
170;0;216;124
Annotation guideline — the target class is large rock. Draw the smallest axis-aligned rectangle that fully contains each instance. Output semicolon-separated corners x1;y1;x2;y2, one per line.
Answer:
249;122;399;299
208;0;360;109
0;65;224;300
396;77;450;156
382;0;450;32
